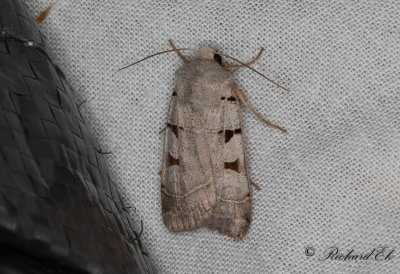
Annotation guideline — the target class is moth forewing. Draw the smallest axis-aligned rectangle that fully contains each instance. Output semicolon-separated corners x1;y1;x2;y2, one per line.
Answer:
205;83;253;240
161;53;218;232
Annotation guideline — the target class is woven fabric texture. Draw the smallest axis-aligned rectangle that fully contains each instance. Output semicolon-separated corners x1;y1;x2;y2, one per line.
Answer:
1;1;153;273
26;1;400;273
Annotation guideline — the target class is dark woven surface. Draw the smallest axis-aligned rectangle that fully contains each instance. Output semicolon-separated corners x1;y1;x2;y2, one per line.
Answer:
0;1;154;273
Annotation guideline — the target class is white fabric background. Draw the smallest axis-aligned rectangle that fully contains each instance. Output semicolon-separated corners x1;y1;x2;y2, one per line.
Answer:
27;1;400;273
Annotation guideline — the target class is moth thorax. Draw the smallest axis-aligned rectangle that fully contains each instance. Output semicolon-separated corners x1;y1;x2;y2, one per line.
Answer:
197;47;215;60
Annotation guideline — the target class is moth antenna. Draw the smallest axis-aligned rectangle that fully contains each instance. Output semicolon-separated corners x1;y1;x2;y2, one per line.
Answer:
168;40;189;63
118;48;200;72
215;51;289;92
223;48;264;71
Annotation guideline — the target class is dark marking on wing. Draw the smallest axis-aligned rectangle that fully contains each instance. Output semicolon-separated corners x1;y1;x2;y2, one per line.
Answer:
167;123;179;138
227;96;236;102
218;129;224;136
224;158;239;173
167;153;179;167
172;90;177;96
220;96;226;100
225;130;234;143
224;128;242;143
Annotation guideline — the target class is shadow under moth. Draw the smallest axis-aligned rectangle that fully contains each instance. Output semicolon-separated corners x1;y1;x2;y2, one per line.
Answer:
120;41;287;240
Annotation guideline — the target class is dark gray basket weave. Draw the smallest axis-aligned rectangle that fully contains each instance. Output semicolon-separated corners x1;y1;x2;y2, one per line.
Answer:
0;1;154;273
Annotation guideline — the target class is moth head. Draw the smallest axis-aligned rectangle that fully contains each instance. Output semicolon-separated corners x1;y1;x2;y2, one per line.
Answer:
197;47;222;65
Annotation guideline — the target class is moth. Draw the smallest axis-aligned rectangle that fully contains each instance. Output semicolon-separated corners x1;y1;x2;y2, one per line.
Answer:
120;41;287;240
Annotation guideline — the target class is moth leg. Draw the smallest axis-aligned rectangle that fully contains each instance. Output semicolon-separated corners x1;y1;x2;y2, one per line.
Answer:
35;5;52;24
250;180;261;191
233;88;260;194
168;40;189;63
159;126;167;134
223;48;264;71
233;91;261;192
231;84;287;133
